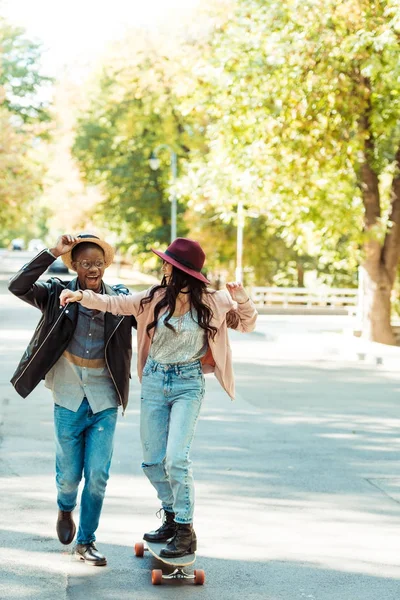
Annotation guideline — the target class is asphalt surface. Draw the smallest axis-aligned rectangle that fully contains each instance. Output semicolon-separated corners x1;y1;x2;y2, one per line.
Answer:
1;261;400;599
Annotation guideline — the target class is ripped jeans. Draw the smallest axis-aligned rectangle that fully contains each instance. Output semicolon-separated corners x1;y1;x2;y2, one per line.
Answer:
140;357;205;524
54;398;117;544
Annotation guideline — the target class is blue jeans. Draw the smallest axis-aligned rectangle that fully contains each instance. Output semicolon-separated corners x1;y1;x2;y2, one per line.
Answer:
140;357;205;524
54;398;118;544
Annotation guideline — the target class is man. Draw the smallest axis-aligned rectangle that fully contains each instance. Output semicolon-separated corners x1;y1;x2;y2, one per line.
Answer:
9;233;137;566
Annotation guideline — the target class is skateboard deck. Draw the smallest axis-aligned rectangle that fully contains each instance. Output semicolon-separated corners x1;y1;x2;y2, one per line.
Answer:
146;540;196;567
134;539;205;585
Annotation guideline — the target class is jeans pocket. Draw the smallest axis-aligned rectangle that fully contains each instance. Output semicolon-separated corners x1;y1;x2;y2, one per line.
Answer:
178;368;202;381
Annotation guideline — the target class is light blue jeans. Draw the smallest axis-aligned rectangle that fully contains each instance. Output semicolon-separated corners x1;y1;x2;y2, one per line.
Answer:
54;398;118;544
140;357;205;524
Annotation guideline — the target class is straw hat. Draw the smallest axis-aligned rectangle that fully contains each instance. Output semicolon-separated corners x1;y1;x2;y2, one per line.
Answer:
61;233;115;270
152;238;210;284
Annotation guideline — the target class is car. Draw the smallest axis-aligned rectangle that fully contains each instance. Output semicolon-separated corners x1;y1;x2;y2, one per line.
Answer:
28;238;46;252
47;256;70;274
11;238;24;250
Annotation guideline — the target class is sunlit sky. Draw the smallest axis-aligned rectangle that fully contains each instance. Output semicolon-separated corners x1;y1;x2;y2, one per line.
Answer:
2;0;201;76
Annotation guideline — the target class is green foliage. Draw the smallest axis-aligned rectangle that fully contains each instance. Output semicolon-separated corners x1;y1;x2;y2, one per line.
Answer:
0;18;52;245
72;0;400;288
72;36;205;255
0;105;47;246
174;0;400;285
0;18;52;125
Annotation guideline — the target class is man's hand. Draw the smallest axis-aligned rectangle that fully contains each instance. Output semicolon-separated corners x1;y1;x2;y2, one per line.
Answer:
226;282;249;304
49;235;78;258
59;289;83;307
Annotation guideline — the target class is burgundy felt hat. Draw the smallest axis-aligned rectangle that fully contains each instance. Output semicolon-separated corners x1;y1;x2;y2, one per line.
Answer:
152;238;210;284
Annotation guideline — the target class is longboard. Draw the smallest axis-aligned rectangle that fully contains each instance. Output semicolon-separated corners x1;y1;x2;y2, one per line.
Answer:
134;539;205;585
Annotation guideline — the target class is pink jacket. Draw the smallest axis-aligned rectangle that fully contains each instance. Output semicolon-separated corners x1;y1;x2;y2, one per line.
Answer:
80;288;258;399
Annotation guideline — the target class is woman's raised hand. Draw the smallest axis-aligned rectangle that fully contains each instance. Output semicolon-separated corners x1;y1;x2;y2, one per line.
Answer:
226;282;249;304
59;289;83;307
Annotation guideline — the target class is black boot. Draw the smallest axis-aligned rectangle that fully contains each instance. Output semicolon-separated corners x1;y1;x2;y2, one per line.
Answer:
160;523;197;558
143;509;177;542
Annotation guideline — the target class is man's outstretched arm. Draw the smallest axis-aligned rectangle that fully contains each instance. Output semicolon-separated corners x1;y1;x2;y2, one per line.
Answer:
8;235;76;310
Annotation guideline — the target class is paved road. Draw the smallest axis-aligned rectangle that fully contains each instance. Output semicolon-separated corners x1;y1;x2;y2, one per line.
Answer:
1;275;400;599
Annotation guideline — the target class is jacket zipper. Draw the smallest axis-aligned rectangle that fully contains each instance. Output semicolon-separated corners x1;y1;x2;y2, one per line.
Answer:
105;317;125;414
13;305;69;388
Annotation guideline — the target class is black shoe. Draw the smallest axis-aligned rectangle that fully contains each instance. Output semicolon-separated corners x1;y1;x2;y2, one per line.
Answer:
160;523;197;558
74;542;107;566
143;509;177;542
56;510;76;545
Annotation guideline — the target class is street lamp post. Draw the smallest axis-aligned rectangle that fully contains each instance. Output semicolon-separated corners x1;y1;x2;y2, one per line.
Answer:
235;171;254;283
149;145;177;242
235;200;244;283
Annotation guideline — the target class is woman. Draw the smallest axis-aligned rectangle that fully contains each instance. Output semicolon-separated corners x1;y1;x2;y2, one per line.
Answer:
60;237;257;558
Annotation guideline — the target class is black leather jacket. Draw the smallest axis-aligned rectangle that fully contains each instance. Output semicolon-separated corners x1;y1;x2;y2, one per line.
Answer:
8;250;137;412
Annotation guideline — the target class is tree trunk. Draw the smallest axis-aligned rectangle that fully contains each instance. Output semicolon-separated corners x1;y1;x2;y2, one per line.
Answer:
296;263;304;287
358;152;395;343
360;264;395;345
357;87;400;345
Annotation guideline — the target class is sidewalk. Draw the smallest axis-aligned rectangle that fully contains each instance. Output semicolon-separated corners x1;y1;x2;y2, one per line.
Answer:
2;289;400;599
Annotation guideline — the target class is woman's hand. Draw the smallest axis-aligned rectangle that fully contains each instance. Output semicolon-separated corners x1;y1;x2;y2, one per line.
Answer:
226;282;249;304
59;289;83;307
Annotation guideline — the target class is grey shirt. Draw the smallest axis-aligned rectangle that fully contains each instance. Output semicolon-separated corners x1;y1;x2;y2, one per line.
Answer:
45;302;118;413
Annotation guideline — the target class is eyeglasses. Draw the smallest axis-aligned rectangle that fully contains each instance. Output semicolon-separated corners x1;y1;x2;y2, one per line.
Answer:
75;259;105;270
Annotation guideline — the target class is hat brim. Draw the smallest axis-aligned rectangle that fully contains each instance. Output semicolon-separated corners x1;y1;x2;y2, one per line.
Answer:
152;248;210;284
61;236;115;271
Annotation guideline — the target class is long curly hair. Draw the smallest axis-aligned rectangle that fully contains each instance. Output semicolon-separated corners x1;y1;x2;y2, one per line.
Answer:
139;266;218;340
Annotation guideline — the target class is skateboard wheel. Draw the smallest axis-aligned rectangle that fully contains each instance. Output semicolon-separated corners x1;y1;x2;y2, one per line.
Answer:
194;569;205;585
152;569;163;585
134;542;144;557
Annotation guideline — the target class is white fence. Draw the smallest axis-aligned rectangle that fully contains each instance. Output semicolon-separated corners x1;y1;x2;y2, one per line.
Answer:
251;287;358;312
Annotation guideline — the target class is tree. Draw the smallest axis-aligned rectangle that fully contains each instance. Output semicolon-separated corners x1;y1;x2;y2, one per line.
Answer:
72;32;207;256
0;107;44;241
0;18;52;125
181;0;400;342
0;17;52;244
